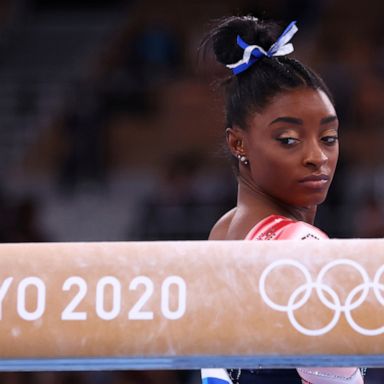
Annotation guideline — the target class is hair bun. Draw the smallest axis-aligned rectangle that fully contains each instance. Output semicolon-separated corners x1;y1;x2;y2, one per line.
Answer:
210;16;282;66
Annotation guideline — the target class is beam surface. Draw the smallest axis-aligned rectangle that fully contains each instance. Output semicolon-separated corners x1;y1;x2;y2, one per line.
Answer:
0;240;383;369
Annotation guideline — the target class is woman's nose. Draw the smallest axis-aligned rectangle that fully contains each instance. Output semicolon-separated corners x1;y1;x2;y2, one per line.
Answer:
303;142;328;168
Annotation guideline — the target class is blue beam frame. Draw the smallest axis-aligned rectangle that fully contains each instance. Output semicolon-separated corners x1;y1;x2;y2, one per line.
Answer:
0;356;383;371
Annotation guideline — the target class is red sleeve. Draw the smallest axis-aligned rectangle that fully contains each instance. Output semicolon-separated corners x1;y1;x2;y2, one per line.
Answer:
276;220;328;240
245;215;328;240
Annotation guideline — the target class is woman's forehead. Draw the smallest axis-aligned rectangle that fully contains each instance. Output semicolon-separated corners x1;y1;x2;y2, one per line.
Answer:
251;88;336;123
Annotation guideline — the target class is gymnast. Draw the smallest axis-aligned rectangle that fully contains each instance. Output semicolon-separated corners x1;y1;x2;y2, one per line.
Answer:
200;15;364;384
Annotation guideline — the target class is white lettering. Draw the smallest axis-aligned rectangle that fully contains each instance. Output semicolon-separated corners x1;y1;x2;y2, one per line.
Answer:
128;276;154;320
0;277;12;320
96;276;121;320
17;277;45;321
161;276;186;320
61;277;87;320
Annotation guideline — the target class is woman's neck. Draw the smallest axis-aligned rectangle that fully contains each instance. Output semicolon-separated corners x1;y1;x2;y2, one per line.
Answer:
237;175;317;224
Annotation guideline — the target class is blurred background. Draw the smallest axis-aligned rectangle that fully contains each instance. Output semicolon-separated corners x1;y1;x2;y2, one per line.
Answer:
0;0;383;382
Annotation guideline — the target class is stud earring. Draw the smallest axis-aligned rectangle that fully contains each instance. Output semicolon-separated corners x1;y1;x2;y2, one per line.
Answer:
237;154;249;166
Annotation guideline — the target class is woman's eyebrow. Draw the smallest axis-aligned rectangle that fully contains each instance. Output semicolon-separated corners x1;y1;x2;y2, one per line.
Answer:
269;115;339;126
269;116;303;125
320;115;338;125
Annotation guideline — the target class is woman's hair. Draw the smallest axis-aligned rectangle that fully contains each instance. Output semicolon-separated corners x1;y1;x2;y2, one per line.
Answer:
201;16;333;129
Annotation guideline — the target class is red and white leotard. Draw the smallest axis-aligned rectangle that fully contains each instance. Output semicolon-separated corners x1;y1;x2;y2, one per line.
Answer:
245;214;327;241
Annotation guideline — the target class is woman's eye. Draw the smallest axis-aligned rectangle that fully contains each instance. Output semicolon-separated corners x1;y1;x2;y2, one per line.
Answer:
276;137;299;146
322;136;338;145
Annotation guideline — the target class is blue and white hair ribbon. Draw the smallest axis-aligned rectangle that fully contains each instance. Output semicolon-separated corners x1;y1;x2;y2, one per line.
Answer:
201;368;232;384
226;21;298;75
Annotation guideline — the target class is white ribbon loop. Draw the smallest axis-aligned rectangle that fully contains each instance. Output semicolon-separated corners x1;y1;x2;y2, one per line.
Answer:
226;44;267;70
268;21;298;56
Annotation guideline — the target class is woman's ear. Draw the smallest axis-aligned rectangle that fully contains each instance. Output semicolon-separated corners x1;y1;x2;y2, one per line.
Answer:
226;127;246;157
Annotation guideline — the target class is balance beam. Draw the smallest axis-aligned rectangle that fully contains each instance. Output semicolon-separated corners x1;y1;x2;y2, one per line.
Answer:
0;239;383;370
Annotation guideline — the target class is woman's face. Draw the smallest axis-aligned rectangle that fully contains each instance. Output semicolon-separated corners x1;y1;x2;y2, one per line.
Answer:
238;87;339;208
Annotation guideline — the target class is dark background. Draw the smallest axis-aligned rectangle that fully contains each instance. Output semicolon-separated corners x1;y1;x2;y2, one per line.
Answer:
0;0;383;382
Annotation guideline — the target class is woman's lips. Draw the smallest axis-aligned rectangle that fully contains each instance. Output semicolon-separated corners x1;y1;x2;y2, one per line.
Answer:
298;174;329;189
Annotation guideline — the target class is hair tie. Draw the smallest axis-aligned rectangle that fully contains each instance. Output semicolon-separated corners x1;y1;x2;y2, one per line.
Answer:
226;21;298;75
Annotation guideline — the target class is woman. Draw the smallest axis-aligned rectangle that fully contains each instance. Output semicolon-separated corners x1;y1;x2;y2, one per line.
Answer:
200;16;364;384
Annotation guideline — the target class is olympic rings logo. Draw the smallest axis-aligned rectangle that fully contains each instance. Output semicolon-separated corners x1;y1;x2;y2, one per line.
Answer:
259;259;384;336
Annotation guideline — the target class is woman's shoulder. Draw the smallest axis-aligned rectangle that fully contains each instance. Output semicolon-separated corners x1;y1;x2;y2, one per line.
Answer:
209;212;328;241
208;208;237;240
246;215;328;240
